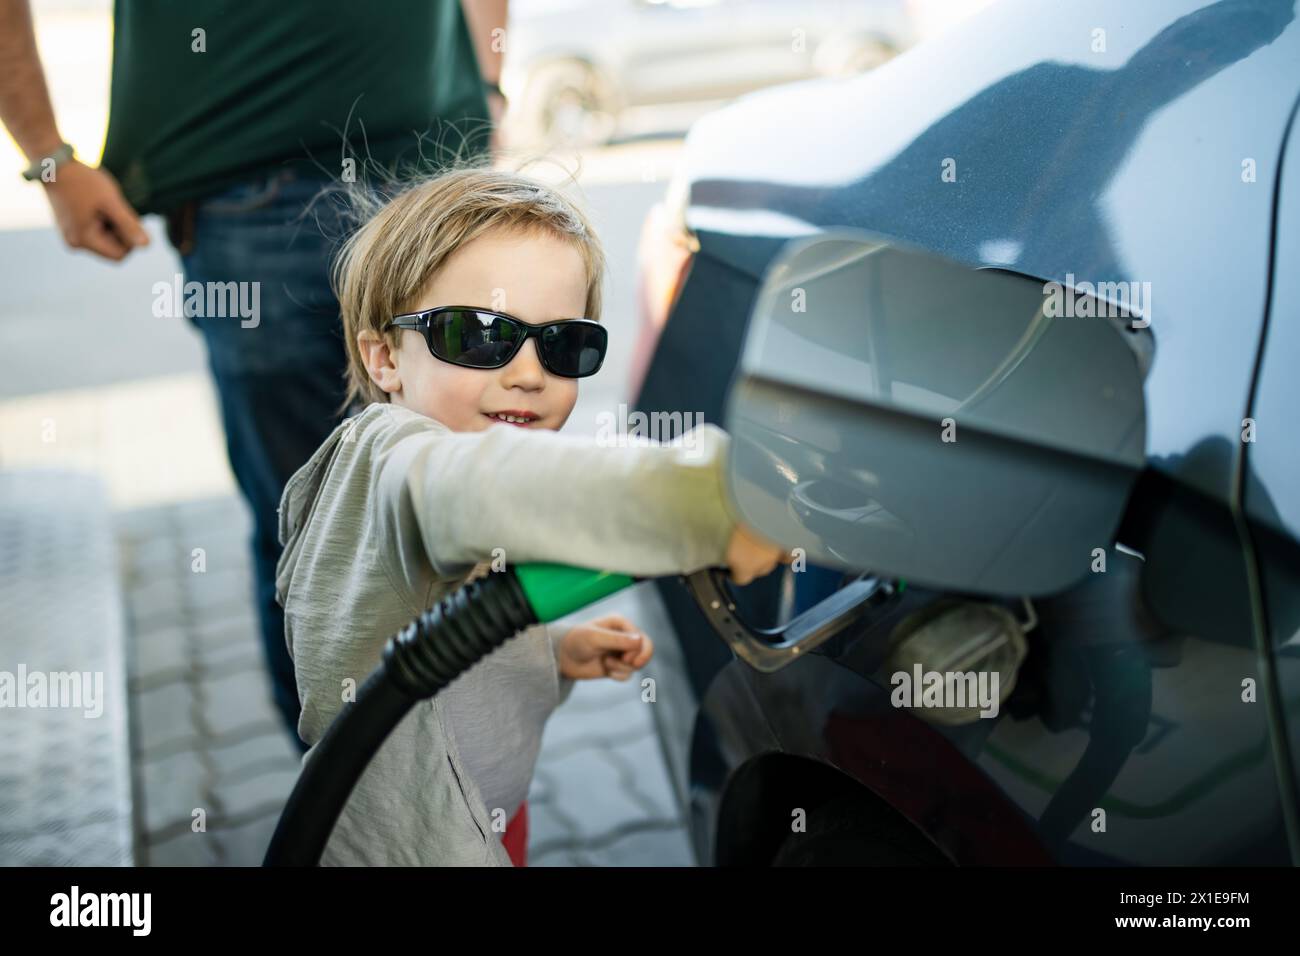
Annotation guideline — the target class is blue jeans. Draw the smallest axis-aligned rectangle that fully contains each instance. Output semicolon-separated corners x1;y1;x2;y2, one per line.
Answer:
168;168;362;752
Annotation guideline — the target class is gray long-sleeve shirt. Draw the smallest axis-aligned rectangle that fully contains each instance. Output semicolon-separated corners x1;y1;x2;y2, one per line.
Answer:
275;401;737;865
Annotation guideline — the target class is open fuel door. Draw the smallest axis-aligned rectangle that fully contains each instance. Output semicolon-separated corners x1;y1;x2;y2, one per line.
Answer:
723;230;1149;597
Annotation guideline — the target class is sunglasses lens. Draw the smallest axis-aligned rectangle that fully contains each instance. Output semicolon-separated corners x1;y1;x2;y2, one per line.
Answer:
541;322;607;377
423;310;605;377
429;310;521;368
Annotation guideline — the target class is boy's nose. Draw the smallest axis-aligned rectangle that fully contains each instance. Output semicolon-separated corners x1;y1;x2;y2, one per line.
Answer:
500;338;547;387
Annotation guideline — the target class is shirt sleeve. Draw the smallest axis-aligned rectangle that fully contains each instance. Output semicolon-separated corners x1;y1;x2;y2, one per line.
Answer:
548;623;575;708
377;416;739;580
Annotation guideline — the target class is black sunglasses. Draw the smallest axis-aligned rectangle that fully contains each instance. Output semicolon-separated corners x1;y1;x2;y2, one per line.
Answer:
384;306;607;379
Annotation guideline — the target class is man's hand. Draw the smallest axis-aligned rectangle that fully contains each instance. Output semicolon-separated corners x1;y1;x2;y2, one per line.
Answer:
42;159;149;261
557;614;654;682
1;0;147;259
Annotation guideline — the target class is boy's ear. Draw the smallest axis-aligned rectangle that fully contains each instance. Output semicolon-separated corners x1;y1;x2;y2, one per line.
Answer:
358;329;401;395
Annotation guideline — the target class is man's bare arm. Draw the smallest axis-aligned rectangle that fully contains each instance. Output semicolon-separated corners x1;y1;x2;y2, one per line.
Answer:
462;0;508;87
0;0;148;260
0;0;64;161
462;0;509;152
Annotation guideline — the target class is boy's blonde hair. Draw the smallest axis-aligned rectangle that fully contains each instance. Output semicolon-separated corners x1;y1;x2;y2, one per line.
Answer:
331;161;606;412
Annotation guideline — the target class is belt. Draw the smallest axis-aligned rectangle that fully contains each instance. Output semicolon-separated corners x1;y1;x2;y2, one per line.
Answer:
164;199;198;256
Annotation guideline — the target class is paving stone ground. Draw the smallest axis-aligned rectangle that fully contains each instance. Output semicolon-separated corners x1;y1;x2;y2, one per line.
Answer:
117;493;695;866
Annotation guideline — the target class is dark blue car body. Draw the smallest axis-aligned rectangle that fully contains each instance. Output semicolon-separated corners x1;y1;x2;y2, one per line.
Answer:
634;0;1300;865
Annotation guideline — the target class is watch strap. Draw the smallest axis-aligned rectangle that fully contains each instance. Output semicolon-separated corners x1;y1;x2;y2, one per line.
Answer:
22;142;75;182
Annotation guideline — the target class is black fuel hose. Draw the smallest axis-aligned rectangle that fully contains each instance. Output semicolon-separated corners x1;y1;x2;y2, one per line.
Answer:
263;567;537;866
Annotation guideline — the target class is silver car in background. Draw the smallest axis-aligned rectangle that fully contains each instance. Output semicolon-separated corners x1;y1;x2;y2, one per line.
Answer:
500;0;923;147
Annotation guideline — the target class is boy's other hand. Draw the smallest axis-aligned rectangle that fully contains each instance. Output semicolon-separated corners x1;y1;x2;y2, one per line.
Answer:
725;522;791;586
42;160;150;261
557;614;654;682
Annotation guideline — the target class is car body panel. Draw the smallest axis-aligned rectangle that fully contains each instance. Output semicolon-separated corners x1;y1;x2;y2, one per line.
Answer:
1244;92;1300;819
683;0;1298;501
725;233;1149;596
634;0;1300;865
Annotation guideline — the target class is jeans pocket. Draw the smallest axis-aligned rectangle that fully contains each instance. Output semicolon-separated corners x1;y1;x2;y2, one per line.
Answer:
202;169;294;216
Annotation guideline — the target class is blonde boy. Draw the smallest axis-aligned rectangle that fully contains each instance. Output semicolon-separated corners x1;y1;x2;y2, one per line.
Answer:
275;164;784;866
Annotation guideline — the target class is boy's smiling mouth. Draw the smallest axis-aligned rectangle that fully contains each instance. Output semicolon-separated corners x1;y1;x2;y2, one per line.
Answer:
485;409;540;427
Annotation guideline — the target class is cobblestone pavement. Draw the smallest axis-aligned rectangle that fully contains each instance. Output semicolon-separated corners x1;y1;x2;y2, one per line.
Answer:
118;493;695;866
0;471;133;866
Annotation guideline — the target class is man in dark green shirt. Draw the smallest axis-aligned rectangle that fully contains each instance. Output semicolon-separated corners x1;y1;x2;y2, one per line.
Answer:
101;1;492;215
0;0;508;750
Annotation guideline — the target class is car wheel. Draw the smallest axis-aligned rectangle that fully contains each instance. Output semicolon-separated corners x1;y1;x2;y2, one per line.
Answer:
813;36;897;77
516;59;619;148
843;38;897;74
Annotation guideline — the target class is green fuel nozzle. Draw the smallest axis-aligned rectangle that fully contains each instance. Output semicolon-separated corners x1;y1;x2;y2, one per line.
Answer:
514;563;637;621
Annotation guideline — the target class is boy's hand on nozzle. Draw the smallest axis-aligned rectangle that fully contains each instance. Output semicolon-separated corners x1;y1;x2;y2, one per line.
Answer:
557;614;654;682
725;523;792;586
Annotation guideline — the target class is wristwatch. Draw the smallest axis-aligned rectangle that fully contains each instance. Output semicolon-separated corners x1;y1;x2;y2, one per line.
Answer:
21;142;75;182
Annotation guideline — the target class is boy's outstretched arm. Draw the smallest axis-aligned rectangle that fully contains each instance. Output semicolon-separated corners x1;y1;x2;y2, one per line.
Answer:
377;417;739;580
